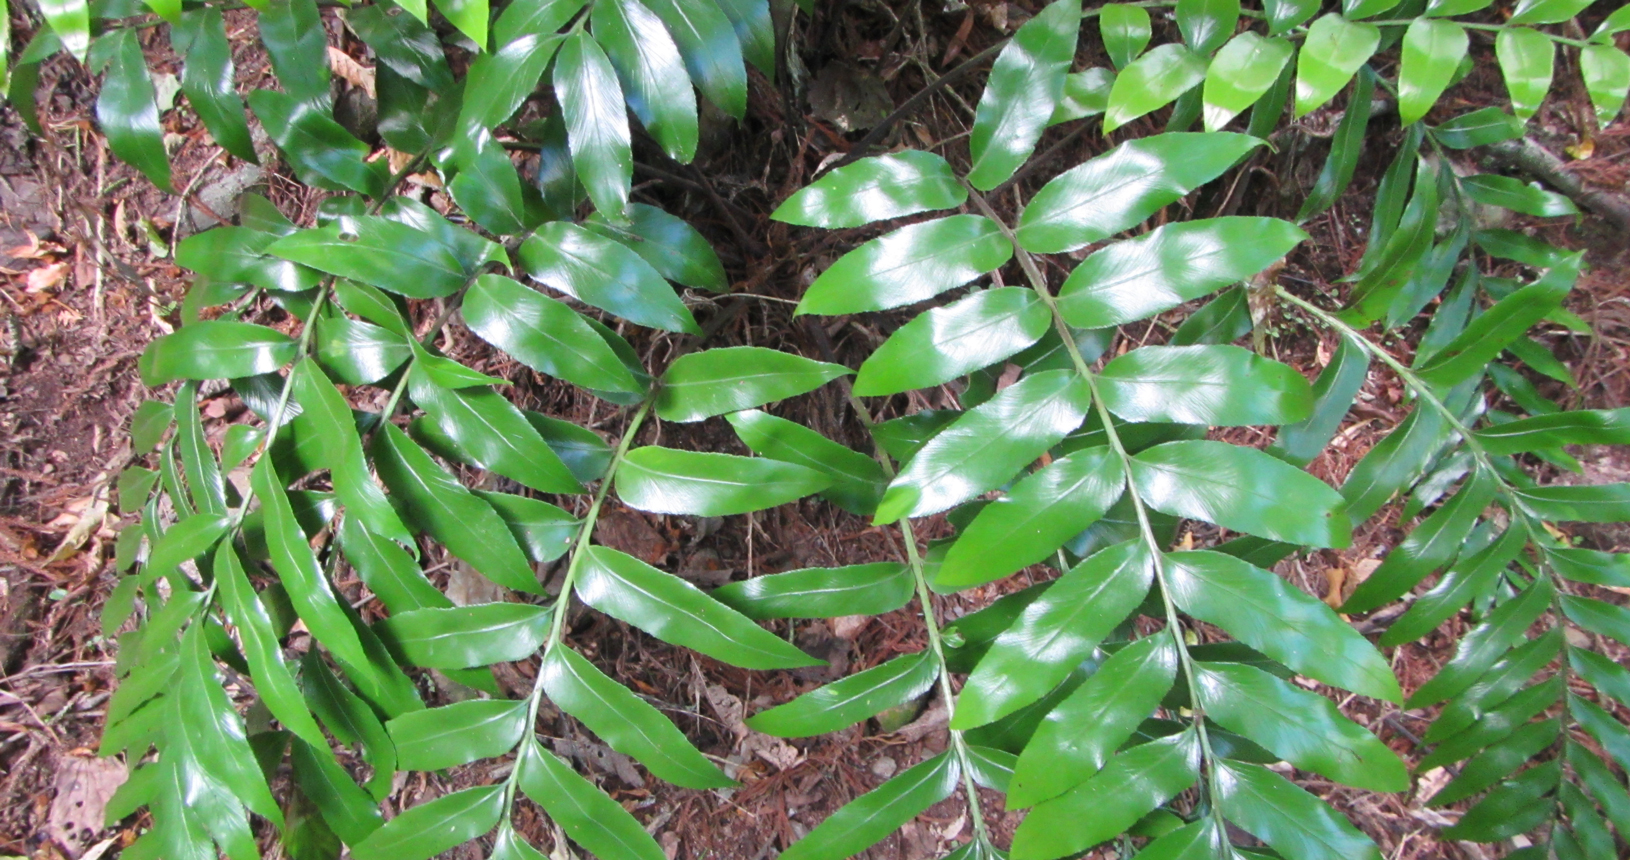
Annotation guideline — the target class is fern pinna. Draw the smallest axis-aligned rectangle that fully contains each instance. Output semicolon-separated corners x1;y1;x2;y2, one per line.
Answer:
40;0;1630;855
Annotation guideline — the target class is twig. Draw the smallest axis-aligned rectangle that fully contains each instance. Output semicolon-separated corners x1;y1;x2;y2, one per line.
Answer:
833;41;1008;168
1482;137;1630;233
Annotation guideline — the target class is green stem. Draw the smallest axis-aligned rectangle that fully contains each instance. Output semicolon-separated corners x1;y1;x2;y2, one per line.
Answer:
836;384;993;846
1275;284;1579;787
1274;288;1504;489
501;397;653;811
964;184;1230;837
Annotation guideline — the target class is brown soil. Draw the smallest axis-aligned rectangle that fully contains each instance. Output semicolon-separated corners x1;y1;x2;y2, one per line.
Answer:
4;3;1630;860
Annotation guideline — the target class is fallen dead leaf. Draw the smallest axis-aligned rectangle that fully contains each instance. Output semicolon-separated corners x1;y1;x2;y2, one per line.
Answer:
47;754;127;858
26;261;70;293
327;46;377;98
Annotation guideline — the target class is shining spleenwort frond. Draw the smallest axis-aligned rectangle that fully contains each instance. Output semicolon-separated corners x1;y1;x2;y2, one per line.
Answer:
21;0;1630;856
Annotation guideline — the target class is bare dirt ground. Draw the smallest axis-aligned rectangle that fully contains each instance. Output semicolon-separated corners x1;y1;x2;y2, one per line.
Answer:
3;3;1630;859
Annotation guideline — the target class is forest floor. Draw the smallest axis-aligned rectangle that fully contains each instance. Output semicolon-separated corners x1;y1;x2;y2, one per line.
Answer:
3;2;1630;859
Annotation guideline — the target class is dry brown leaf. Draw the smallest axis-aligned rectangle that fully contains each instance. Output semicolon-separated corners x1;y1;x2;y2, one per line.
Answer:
26;261;70;293
327;46;376;98
47;755;127;858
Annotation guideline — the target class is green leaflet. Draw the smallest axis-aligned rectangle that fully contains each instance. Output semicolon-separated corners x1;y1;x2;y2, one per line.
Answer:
299;650;398;800
1177;0;1239;55
475;490;582;562
1104;43;1206;133
1166;551;1400;702
1510;0;1596;25
556;30;634;219
1562;595;1630;647
1430;106;1526;148
461;274;644;393
577;545;822;669
797;215;1012;315
175;625;284;826
1441;760;1563;842
1397;19;1468;126
1100;4;1151;69
539;647;734;788
372;424;543;594
350;784;506;860
1195;662;1407;790
966;0;1080;190
616;446;832;516
1298;68;1376;223
772;151;965;228
875;370;1093;523
1427;719;1560;807
726;410;887;515
461;34;559;132
1571;695;1630;771
1202;32;1294;131
1340;403;1453;522
1408;577;1556;708
586;204;727;291
292;359;413;543
131;401;174;453
1264;0;1318;33
776;753;960;860
177;227;318;293
1427;651;1564;752
38;0;89;59
711;562;912;619
515;739;666;860
94;29;171;191
1518;482;1630;523
408;370;584;494
388;699;529;771
1099;344;1314;426
214;544;326;749
642;0;747;119
1054;217;1307;328
340;516;446;614
1581;44;1630;126
288;739;384;845
593;0;699;163
344;3;453;91
1571;740;1630;837
856;288;1051;396
656;346;850;421
1269;333;1370;466
1294;14;1380;117
1008;636;1178;808
1343;469;1499;614
1215;760;1382;860
1049;68;1116;125
1495;27;1554;122
1011;729;1200;860
1547;545;1630;589
267;218;472;299
937;448;1124;589
141;514;229;586
1382;524;1526;647
495;0;585;44
1131;440;1352;548
174;8;256;162
251;459;370;671
174;383;226;516
378;603;552;668
139;322;297;385
249;91;383;196
748;650;939;736
259;0;330;107
433;0;488;51
952;541;1152;729
316;315;412;385
519;222;700;333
